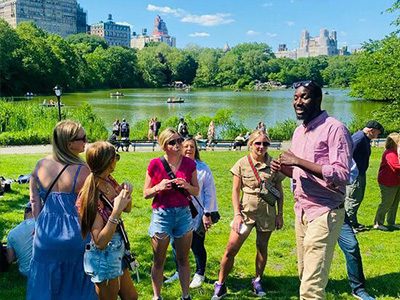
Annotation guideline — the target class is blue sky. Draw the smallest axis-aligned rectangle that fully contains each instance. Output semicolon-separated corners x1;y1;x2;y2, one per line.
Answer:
78;0;396;51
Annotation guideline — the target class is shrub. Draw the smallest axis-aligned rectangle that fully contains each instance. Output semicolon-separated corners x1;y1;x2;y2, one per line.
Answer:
267;119;297;140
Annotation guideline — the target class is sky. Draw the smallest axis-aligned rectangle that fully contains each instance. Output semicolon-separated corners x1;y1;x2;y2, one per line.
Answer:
78;0;396;51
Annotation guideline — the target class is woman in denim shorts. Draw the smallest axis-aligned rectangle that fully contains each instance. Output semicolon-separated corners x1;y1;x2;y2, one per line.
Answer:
78;141;138;300
144;128;199;300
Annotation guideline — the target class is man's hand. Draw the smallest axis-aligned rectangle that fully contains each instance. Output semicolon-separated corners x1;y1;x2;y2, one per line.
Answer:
280;150;300;166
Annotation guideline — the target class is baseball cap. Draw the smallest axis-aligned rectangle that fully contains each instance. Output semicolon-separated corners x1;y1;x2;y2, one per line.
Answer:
365;120;384;134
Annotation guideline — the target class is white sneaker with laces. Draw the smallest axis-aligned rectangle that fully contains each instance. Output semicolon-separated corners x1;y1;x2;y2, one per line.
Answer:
373;224;389;231
189;273;205;288
164;271;179;284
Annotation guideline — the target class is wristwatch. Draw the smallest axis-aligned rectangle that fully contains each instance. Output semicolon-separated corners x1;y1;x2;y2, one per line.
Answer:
204;212;211;217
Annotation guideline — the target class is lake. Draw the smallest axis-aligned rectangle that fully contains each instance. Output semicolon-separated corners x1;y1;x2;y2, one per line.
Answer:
33;88;384;129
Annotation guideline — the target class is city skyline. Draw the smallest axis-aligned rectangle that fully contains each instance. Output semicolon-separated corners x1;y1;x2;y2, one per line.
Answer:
79;0;396;51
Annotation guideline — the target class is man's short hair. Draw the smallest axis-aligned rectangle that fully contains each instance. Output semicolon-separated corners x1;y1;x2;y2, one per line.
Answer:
293;80;322;100
365;120;384;134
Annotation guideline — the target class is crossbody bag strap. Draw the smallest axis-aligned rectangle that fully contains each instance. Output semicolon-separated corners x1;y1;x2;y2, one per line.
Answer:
99;193;131;251
247;155;262;185
160;157;205;210
43;164;70;203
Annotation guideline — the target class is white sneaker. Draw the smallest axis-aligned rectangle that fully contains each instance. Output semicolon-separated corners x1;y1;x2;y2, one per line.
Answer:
164;271;179;284
189;273;205;288
373;224;389;231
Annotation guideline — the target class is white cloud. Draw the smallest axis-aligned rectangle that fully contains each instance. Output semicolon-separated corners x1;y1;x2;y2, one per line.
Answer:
181;13;234;26
262;2;273;7
146;4;183;17
286;21;295;26
189;32;210;37
266;32;277;38
247;30;260;36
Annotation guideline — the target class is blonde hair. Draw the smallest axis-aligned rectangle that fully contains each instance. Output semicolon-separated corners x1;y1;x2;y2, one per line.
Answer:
247;130;271;147
52;120;85;165
158;127;180;150
79;141;117;238
385;133;400;150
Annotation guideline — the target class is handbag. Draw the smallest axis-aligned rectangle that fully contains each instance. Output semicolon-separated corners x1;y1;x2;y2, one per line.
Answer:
247;155;280;207
99;194;140;281
160;157;198;218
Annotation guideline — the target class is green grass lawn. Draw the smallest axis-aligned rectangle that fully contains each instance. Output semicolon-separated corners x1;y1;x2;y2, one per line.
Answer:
0;149;399;299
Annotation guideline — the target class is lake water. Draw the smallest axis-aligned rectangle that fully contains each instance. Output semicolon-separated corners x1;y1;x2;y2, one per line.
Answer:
33;88;384;129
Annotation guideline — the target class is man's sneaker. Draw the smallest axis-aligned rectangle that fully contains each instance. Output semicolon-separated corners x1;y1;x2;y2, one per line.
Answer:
252;278;266;297
390;224;400;230
352;289;375;300
353;223;367;233
211;282;227;300
164;271;179;284
189;273;205;288
373;224;389;231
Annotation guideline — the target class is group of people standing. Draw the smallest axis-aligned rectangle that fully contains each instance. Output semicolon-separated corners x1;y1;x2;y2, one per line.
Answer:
8;80;400;300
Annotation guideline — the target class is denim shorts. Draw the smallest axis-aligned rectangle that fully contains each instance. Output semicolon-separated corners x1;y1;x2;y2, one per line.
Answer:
149;206;193;239
83;232;125;283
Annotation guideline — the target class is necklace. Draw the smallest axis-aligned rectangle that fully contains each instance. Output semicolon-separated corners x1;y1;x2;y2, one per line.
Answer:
97;176;114;195
165;156;182;170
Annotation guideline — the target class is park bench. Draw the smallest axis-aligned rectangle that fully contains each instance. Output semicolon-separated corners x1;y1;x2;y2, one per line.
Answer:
371;138;386;147
207;140;282;151
130;140;158;151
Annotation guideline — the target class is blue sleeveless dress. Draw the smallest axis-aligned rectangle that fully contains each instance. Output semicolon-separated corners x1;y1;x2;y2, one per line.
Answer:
27;165;97;300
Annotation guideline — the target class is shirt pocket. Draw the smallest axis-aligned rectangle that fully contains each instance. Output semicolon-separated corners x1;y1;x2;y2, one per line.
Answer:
241;173;258;190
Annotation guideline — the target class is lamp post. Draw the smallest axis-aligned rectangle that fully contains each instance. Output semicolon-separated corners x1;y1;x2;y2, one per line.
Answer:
53;85;62;121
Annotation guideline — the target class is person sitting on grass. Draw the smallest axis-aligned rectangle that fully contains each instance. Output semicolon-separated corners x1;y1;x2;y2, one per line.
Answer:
6;202;35;277
373;133;400;231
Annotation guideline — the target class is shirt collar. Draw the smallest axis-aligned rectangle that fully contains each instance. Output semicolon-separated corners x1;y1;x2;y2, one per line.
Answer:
303;110;328;132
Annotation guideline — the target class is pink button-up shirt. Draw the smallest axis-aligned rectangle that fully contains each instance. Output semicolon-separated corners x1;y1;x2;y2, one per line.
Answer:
290;111;352;221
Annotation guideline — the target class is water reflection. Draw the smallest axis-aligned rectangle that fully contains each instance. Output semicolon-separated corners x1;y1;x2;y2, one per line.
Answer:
31;88;384;129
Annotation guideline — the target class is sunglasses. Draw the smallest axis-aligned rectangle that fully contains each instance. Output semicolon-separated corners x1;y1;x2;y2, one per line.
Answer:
292;80;318;89
254;141;270;147
168;137;184;146
73;134;87;142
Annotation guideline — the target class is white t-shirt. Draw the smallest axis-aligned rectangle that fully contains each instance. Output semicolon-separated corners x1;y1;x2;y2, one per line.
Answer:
7;218;35;276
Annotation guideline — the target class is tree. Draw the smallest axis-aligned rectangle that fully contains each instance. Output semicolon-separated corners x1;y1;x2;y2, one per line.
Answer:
350;35;400;100
193;48;222;87
0;19;22;95
322;55;357;87
66;33;108;53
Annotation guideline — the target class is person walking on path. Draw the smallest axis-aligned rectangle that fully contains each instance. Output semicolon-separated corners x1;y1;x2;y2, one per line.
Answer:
212;130;285;300
373;133;400;231
112;119;121;137
345;120;384;233
27;120;96;300
271;80;352;300
207;121;215;147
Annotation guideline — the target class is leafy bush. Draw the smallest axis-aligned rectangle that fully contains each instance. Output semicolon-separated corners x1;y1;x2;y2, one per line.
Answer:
267;119;297;140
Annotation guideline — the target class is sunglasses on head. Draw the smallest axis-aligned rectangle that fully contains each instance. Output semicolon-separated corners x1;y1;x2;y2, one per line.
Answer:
254;141;270;147
168;137;184;146
292;80;318;89
73;134;87;142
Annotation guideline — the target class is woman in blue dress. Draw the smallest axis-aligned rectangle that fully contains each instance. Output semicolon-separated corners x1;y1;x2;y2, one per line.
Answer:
27;120;96;300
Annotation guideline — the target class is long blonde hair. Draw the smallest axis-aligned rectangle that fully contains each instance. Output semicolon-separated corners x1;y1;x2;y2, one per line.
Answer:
79;141;117;238
52;120;85;165
385;133;400;150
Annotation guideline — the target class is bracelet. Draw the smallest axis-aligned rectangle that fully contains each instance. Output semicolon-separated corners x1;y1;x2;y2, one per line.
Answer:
108;217;119;224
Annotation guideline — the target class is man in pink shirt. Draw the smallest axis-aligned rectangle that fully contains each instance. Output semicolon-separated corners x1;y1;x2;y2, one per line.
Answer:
272;80;352;299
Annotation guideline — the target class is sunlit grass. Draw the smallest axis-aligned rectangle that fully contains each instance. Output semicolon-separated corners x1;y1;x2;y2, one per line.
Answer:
0;149;399;299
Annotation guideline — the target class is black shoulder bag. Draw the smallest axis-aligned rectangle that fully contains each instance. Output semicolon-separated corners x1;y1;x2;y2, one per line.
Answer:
159;157;220;224
160;157;199;218
99;193;140;281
